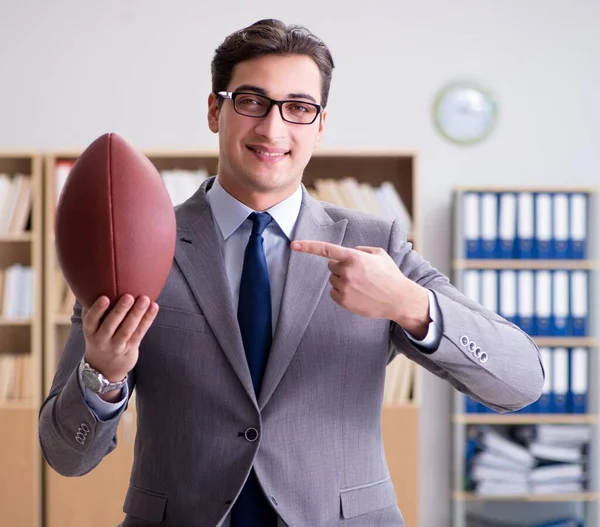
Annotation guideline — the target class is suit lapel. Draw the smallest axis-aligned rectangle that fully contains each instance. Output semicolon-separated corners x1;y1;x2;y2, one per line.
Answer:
173;179;256;405
258;190;348;409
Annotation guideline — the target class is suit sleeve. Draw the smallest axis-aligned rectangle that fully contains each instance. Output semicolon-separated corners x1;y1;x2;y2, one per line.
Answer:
38;300;135;477
387;220;545;413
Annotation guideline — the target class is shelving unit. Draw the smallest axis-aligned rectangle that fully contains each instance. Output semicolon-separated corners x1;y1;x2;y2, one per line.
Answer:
42;149;421;527
451;187;598;527
0;153;43;527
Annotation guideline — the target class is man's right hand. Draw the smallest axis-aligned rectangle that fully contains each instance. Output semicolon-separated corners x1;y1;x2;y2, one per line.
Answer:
81;294;159;401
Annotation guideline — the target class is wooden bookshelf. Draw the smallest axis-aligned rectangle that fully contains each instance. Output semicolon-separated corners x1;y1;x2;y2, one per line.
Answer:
0;153;43;527
42;149;420;527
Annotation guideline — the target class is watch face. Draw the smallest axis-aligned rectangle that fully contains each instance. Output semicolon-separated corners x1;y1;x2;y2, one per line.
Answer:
82;368;104;392
433;82;497;145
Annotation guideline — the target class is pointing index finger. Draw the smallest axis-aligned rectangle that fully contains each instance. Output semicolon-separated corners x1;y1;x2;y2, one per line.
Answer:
290;240;354;261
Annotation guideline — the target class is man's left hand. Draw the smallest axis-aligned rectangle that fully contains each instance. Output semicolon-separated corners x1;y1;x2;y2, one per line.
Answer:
290;240;430;338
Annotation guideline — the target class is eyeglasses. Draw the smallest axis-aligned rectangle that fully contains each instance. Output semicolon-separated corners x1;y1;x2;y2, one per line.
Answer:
217;91;322;125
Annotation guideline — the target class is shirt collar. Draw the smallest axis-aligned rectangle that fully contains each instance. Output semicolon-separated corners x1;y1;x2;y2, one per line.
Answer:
207;176;302;241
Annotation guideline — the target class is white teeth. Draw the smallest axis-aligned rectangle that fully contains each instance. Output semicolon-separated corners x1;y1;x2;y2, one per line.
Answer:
251;148;286;157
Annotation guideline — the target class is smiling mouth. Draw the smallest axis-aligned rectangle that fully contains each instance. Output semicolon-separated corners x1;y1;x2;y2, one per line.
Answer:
247;146;290;157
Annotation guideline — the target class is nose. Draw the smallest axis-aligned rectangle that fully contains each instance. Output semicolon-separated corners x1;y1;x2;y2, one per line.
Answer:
254;103;288;140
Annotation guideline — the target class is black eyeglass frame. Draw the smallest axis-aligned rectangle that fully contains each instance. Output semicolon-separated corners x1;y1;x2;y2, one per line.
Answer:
217;91;323;125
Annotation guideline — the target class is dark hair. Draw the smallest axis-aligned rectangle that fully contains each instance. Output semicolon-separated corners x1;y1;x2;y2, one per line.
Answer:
211;19;335;108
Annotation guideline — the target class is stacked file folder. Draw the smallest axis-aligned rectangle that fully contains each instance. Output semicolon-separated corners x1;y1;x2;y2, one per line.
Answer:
464;424;590;497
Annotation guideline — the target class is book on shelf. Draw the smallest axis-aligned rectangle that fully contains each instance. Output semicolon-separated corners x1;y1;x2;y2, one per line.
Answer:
0;265;35;319
383;353;415;406
53;267;75;317
0;172;32;234
0;353;33;403
309;177;413;234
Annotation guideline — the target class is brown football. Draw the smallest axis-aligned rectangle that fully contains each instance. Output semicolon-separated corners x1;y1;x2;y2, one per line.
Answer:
55;132;176;310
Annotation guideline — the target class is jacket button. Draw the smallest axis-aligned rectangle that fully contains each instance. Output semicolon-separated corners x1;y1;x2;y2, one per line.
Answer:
244;428;259;442
460;335;469;347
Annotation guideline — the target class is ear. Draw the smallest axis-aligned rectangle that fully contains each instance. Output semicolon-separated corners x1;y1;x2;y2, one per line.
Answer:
313;108;327;150
207;92;220;133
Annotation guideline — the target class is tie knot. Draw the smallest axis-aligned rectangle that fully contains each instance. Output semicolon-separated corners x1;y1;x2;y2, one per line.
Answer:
249;212;272;236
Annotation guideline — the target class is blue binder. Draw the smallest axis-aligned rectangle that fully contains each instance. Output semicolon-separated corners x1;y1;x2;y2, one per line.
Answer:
552;193;570;259
535;270;552;336
465;395;481;413
534;192;553;259
480;193;498;258
569;193;587;259
499;270;517;326
517;270;535;335
498;192;517;258
569;347;588;414
463;192;481;259
517;192;535;258
551;270;569;336
536;347;552;414
550;347;569;414
570;270;588;336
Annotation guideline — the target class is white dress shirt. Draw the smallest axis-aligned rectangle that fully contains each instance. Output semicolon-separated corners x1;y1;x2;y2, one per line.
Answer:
80;177;441;420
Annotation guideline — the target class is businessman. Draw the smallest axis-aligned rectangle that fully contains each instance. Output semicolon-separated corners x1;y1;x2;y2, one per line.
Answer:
39;18;545;527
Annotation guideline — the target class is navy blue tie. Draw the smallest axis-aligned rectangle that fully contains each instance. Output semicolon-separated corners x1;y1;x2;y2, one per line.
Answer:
231;211;278;527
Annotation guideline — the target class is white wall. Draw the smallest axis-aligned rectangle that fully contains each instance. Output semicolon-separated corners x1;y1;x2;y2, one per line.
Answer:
2;1;599;525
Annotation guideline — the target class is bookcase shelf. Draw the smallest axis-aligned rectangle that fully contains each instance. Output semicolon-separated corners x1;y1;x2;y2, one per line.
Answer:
454;414;600;425
454;491;600;502
0;153;43;527
451;187;598;527
41;148;421;527
534;337;598;348
454;259;596;270
0;233;34;242
0;400;40;410
0;317;33;326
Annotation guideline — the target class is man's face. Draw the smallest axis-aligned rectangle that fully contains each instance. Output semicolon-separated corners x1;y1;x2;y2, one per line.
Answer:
208;54;327;207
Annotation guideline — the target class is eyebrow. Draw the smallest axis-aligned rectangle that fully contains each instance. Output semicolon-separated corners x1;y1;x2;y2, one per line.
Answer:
234;84;318;104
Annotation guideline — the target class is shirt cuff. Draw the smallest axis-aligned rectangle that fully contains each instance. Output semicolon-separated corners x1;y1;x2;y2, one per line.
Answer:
77;363;128;421
403;289;442;350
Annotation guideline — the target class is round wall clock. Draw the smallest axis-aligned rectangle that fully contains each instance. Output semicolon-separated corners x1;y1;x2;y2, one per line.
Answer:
433;82;497;145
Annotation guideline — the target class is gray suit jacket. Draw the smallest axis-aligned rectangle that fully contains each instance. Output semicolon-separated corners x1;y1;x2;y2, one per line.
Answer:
39;178;544;526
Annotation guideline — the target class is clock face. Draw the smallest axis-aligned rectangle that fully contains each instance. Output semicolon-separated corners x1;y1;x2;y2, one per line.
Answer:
433;82;497;145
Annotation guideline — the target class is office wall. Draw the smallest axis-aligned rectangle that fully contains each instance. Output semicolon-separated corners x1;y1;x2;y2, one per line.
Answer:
1;1;599;525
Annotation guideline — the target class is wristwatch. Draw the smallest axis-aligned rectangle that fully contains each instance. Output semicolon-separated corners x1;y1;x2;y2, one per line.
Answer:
79;358;128;395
